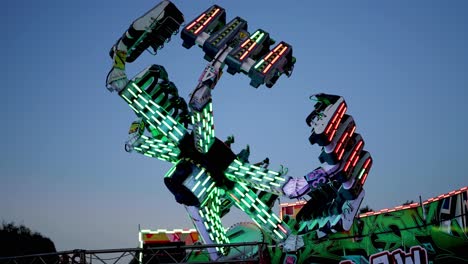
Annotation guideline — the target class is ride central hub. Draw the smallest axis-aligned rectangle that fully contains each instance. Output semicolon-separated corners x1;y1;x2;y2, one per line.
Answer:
164;134;237;206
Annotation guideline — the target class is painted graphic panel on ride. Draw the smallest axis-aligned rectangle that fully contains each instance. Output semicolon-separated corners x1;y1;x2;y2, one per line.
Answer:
105;1;375;261
278;186;468;264
139;187;468;263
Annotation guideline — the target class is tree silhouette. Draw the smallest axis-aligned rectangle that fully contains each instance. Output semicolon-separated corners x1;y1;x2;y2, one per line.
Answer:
402;200;414;205
359;205;373;214
0;221;58;263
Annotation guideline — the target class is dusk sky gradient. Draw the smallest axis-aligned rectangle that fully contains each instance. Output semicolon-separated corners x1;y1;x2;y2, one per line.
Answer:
2;0;467;251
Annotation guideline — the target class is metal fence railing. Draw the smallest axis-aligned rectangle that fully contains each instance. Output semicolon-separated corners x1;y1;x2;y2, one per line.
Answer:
0;242;267;264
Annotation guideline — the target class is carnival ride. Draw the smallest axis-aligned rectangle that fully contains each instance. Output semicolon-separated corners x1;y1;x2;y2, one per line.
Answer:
105;0;373;261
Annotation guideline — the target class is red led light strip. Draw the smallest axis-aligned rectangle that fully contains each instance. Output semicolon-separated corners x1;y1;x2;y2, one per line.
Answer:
260;43;285;73
186;13;206;31
240;38;251;48
279;201;307;207
324;102;346;142
194;8;220;35
359;158;372;184
247;42;257;51
277;224;288;234
241;31;263;49
351;152;360;167
339;126;356;160
359;186;468;218
360;172;369;185
335;131;349;157
263;64;272;74
349;125;356;136
324;102;345;135
337;149;346;161
270;47;287;65
229;193;240;204
264;44;283;61
343;140;363;172
335;125;356;161
279;188;467;220
262;46;289;74
278;46;288;56
362;157;372;170
328;106;347;141
239;42;257;60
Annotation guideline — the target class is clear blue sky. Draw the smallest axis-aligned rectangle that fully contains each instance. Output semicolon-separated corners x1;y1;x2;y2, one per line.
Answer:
2;0;467;251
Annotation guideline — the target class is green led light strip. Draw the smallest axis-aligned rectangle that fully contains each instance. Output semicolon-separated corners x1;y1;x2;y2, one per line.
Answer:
238;31;266;61
133;135;180;162
226;182;290;241
120;82;187;144
198;191;230;255
224;159;285;195
250;30;260;40
253;43;285;71
190;169;217;200
255;32;265;43
192;102;215;153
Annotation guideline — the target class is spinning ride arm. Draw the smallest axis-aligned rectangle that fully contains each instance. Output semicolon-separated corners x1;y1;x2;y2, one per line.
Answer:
181;4;296;154
187;50;228;154
106;0;184;93
178;5;301;251
282;94;373;236
106;1;189;152
119;65;189;145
